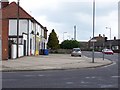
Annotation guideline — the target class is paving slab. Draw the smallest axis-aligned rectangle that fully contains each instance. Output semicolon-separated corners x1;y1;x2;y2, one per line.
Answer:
0;54;113;72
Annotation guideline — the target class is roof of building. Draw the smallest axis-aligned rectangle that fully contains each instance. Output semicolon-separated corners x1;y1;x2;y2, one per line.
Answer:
2;2;32;19
1;1;48;30
88;36;104;42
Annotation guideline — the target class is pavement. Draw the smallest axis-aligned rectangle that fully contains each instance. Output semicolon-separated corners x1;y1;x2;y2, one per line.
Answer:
0;54;113;72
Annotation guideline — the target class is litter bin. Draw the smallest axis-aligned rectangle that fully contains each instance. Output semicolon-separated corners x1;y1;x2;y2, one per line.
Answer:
44;49;49;55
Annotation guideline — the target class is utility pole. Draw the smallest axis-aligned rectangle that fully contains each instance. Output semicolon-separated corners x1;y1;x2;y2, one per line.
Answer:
92;0;95;63
17;0;20;58
74;25;76;40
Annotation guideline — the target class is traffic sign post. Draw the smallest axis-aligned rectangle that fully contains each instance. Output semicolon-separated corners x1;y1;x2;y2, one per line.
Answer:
91;39;97;63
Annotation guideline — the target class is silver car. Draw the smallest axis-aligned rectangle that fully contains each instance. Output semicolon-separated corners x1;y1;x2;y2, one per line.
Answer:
71;48;82;57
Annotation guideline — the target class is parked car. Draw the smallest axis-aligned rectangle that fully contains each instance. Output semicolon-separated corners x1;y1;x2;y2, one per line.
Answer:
71;48;82;57
102;49;114;55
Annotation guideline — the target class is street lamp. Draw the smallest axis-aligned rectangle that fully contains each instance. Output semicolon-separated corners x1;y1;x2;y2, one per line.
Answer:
63;32;67;41
17;0;20;58
106;27;111;49
67;35;71;40
92;0;95;63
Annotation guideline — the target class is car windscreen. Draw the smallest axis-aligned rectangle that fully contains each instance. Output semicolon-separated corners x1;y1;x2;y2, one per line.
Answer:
73;49;80;52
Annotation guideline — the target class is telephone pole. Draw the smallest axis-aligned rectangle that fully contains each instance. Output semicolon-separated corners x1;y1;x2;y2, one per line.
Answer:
17;0;20;58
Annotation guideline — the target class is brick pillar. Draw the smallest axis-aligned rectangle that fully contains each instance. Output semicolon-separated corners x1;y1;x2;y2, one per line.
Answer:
2;19;9;60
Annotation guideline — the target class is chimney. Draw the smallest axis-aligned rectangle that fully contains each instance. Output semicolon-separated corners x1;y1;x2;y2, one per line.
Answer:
1;0;9;8
103;34;105;37
114;37;116;40
99;34;101;37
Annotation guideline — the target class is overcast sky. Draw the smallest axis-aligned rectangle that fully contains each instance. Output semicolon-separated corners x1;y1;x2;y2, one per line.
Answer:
9;0;119;43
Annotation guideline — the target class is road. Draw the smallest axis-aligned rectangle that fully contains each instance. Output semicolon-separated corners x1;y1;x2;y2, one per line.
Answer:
2;51;119;88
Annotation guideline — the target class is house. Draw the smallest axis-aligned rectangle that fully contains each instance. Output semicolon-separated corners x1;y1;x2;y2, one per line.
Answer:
88;34;120;52
88;34;105;50
1;0;48;60
79;41;88;51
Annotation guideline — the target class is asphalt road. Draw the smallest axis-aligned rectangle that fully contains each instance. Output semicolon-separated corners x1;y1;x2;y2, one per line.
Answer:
2;51;119;88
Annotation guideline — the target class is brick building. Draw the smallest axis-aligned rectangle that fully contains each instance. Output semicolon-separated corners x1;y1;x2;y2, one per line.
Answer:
1;0;48;60
88;34;119;52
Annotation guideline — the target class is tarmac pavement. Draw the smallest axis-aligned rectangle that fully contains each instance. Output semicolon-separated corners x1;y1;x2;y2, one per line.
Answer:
1;54;113;72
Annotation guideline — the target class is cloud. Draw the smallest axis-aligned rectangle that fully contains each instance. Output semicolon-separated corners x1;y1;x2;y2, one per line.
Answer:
95;10;118;39
76;12;92;26
9;0;118;42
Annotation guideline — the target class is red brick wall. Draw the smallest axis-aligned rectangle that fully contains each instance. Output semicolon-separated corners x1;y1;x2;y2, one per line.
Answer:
2;19;9;60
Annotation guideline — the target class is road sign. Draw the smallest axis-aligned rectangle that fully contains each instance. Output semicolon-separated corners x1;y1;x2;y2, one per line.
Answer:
90;39;97;42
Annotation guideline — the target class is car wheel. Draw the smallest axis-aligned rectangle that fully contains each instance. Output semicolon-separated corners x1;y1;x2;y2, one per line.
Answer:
79;55;81;57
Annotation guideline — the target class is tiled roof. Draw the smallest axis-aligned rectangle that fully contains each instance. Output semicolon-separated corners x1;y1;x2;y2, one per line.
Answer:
88;36;104;42
1;1;47;30
2;2;32;19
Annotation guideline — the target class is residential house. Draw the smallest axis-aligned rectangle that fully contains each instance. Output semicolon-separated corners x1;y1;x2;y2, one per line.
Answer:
1;0;48;60
88;34;120;52
79;41;88;51
88;34;104;51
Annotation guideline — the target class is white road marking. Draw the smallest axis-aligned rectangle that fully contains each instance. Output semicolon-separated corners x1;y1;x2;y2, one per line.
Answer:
66;82;74;84
85;77;90;79
38;74;44;77
111;76;120;78
91;76;96;79
85;76;96;79
81;81;86;84
100;85;115;88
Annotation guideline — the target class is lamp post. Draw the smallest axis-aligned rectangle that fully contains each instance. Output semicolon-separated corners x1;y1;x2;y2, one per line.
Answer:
67;35;71;40
63;32;67;41
92;0;95;63
103;34;105;60
17;0;20;58
106;27;111;49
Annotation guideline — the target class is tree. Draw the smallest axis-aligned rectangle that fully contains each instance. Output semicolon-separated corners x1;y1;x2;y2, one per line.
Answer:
47;29;59;49
60;40;80;49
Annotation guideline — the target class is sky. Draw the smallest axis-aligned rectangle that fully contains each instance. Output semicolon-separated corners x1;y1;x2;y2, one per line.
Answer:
9;0;119;43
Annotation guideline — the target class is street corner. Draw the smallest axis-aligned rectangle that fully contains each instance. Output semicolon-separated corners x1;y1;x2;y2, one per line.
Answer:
1;53;115;72
85;58;113;68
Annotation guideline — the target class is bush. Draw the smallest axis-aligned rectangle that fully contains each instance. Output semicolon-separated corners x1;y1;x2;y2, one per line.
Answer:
60;40;80;49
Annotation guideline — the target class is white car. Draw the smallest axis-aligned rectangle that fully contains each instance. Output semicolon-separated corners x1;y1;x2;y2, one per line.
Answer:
102;49;114;55
71;48;82;57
